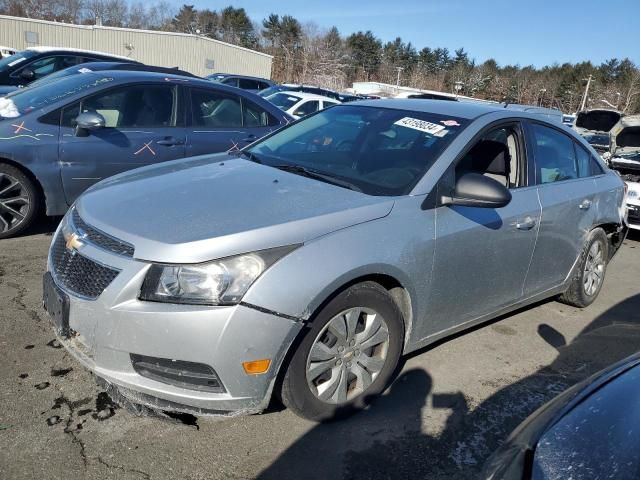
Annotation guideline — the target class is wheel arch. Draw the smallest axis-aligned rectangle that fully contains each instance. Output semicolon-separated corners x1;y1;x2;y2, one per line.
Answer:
593;221;626;259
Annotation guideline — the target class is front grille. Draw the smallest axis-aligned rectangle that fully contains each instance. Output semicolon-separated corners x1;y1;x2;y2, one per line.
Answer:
130;354;226;393
72;209;134;258
50;232;120;299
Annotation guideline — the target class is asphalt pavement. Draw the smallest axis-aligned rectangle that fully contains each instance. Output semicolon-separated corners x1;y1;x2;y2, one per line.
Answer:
1;218;639;480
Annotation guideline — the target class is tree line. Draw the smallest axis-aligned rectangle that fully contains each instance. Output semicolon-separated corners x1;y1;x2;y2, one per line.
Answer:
2;0;639;114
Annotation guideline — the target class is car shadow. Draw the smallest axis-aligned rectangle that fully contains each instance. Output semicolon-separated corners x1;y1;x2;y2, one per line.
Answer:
256;292;640;480
18;215;62;237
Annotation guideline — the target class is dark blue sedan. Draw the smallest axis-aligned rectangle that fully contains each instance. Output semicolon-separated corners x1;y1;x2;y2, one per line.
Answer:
0;71;292;237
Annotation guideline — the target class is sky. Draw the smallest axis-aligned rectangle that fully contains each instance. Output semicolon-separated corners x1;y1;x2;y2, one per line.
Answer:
174;0;639;68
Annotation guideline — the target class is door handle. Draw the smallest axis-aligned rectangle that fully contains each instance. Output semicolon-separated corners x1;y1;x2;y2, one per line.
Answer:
156;137;185;146
516;216;537;230
579;199;592;210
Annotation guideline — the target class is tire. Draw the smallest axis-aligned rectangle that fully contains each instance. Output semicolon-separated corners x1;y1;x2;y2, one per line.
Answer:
281;282;404;422
558;228;609;308
0;163;40;239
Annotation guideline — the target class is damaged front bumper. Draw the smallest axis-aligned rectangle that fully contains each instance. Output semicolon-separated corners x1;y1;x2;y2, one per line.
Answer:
46;231;303;416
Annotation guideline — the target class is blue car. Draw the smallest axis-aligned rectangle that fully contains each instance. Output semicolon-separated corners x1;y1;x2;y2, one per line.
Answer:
0;70;292;238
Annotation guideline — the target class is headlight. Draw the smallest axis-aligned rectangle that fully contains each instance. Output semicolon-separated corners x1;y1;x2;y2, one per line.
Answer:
139;246;298;306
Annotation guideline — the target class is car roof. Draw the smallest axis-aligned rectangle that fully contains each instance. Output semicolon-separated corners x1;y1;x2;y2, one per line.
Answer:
25;46;134;62
73;61;198;77
351;98;508;119
209;73;271;82
275;91;340;102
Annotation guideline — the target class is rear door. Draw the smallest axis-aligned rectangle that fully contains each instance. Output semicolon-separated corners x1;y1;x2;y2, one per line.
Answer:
522;122;598;294
185;87;279;156
58;82;186;204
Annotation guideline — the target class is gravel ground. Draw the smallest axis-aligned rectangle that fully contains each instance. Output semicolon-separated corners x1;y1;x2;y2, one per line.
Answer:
1;219;639;480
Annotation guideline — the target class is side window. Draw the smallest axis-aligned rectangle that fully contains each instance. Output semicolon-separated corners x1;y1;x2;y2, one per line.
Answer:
324;101;339;108
295;101;319;117
531;124;578;184
238;78;260;90
191;89;242;127
258;81;270;90
242;99;278;127
23;56;57;79
222;77;238;87
575;143;592;178
61;102;80;127
79;85;176;128
60;56;82;69
590;156;604;175
456;126;523;188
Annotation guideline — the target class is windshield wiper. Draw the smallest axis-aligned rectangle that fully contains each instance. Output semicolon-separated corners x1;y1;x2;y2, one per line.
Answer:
233;150;263;164
272;164;362;192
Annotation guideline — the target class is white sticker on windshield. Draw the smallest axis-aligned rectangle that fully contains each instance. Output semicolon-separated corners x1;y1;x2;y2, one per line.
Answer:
394;117;446;136
8;57;26;67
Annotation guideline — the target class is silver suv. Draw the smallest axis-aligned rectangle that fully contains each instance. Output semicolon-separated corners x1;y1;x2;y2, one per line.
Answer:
44;100;628;421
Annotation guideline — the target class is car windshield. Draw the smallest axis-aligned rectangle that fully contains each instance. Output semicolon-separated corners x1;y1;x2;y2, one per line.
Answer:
246;105;468;196
0;50;37;71
267;93;302;110
0;73;114;118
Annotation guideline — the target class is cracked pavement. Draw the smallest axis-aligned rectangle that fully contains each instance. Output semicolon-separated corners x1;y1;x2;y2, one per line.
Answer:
1;219;639;479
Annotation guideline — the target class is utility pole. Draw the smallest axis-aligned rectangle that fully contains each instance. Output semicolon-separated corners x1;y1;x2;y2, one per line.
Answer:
395;67;403;91
579;75;593;112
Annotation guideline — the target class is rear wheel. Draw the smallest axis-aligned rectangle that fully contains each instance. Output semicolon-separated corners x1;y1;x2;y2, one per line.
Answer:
0;164;39;239
281;282;404;421
559;228;609;308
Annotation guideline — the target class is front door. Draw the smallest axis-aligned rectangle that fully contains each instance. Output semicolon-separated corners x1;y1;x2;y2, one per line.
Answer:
59;83;185;204
423;124;541;337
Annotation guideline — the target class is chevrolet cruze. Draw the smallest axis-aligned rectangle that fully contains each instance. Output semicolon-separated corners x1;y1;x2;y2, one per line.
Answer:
44;100;627;421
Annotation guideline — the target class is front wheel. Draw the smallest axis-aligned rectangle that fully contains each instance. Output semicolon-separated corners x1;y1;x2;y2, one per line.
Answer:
281;282;404;422
0;164;39;239
559;228;609;308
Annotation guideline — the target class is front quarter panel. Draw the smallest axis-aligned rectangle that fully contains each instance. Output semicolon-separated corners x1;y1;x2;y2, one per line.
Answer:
242;196;435;351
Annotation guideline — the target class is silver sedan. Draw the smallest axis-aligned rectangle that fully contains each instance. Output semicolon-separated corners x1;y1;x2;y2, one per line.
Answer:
43;100;628;421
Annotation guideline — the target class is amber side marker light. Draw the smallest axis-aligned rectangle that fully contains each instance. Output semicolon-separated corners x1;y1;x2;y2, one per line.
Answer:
242;359;271;375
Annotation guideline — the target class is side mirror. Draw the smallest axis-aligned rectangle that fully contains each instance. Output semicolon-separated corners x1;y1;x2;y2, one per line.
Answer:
20;69;35;81
442;172;511;208
74;111;106;136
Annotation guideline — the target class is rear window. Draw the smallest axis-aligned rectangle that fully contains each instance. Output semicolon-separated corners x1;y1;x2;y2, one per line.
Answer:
267;93;302;111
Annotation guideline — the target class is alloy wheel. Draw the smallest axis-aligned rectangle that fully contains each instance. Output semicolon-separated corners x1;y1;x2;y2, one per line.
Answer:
305;307;390;404
0;172;30;235
583;240;605;296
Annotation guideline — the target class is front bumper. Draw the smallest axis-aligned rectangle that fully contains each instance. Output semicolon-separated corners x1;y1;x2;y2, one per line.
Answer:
46;228;302;415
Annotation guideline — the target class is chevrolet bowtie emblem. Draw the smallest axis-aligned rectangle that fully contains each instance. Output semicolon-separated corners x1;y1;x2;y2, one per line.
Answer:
64;231;84;252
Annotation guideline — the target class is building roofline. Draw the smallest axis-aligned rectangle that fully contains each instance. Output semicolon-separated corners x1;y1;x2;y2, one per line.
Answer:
0;15;273;59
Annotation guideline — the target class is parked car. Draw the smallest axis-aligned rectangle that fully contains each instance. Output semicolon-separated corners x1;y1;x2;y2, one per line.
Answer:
258;84;360;103
483;353;640;479
1;61;198;95
42;100;627;421
206;73;274;93
573;108;623;154
0;45;15;59
266;91;340;118
0;47;139;95
0;70;291;238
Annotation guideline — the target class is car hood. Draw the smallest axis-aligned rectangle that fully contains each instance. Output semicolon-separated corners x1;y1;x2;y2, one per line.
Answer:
610;114;640;155
574;109;622;134
77;154;395;263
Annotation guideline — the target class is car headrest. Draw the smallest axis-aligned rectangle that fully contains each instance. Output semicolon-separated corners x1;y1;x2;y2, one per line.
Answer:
469;140;510;175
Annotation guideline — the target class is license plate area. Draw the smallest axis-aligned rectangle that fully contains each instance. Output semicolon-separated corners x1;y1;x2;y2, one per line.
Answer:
43;272;70;338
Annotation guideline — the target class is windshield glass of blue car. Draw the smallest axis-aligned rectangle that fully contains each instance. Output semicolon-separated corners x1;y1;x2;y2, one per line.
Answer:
246;105;467;196
0;73;114;117
0;50;38;70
